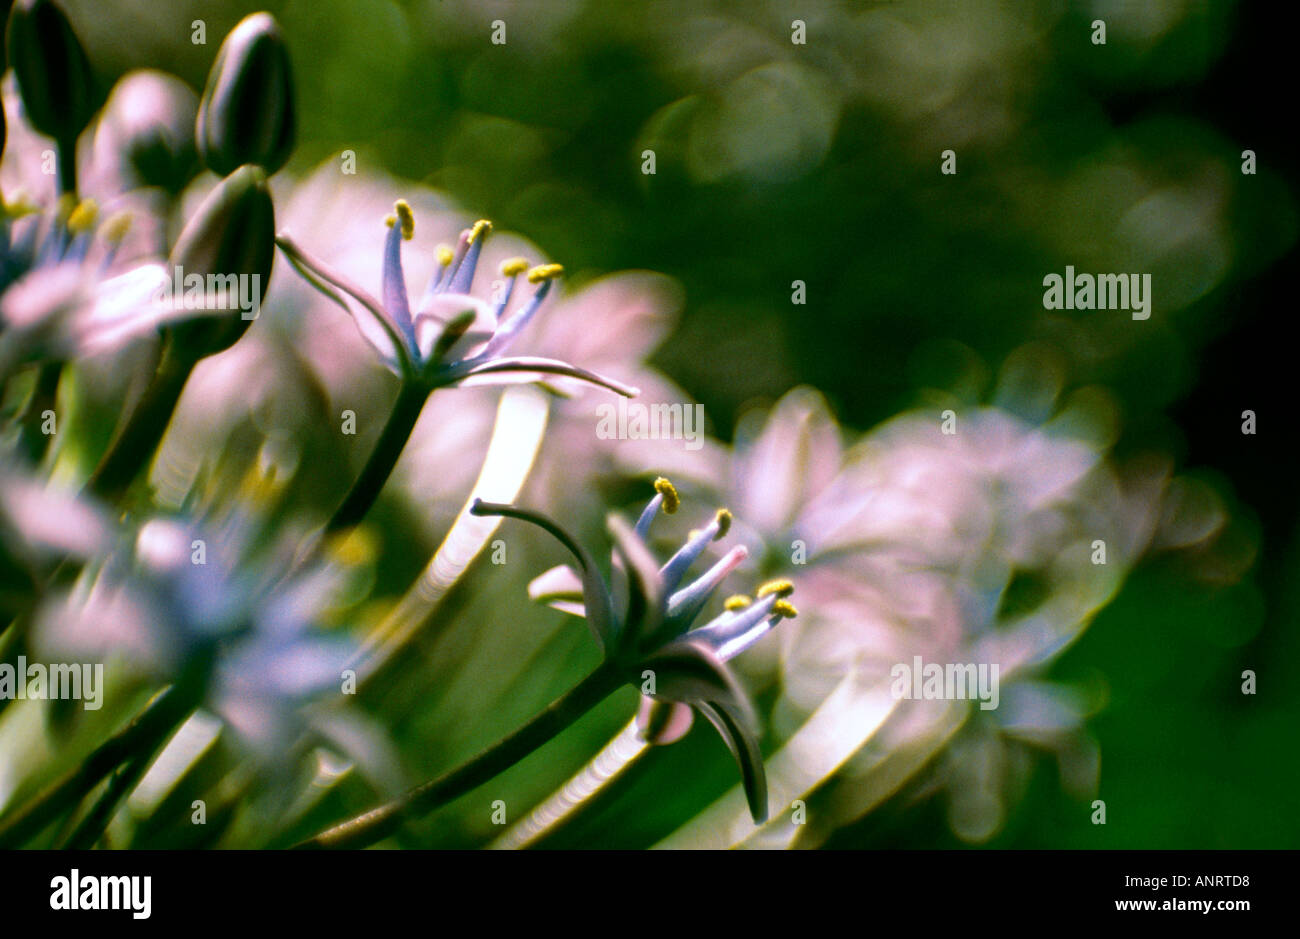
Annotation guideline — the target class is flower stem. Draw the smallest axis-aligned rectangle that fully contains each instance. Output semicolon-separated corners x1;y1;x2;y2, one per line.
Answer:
57;753;148;849
295;664;626;849
87;343;198;502
57;138;77;197
0;686;192;847
16;362;62;463
325;380;429;535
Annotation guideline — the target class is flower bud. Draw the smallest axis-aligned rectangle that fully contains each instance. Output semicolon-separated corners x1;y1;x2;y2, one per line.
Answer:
94;70;199;196
166;164;275;358
196;12;295;176
4;0;98;147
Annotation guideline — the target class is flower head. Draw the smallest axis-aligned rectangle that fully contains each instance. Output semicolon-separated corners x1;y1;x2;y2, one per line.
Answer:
32;479;357;755
275;201;639;396
470;477;796;822
0;189;170;374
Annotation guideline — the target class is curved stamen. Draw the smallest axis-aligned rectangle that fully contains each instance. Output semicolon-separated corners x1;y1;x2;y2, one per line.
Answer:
635;493;664;540
634;477;679;539
422;243;455;305
665;544;749;625
381;200;417;349
479;274;556;359
491;257;530;321
686;591;782;662
658;508;732;593
447;219;491;294
437;230;470;293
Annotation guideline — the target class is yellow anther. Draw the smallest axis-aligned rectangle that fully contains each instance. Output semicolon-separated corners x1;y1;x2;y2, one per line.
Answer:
500;257;530;277
526;263;564;284
436;245;455;267
713;508;732;540
394;200;415;240
237;459;283;506
724;595;752;611
467;218;492;244
757;579;794;599
326;526;379;568
66;199;99;235
100;211;132;245
653;477;680;514
772;599;798;619
1;189;40;219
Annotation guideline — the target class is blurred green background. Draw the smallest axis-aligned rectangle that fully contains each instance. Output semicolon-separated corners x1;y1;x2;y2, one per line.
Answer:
53;0;1299;847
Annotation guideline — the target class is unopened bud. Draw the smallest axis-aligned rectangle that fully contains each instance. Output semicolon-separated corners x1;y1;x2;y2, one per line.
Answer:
196;12;296;176
95;69;199;195
5;0;99;151
165;164;275;357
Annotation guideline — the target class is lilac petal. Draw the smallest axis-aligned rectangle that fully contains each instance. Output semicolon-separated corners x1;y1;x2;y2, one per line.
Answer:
0;472;113;559
608;513;664;651
527;564;584;603
734;386;843;537
449;356;640;397
276;234;408;375
635;695;695;745
547;598;588;618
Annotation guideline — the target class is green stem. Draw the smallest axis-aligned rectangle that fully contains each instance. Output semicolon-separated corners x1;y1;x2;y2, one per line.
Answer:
295;664;626;849
17;362;62;464
57;138;77;197
86;343;197;502
58;753;148;849
0;686;192;847
326;380;429;534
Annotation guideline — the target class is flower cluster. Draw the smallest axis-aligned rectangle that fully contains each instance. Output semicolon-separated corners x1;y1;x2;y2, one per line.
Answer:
0;1;1224;854
0;3;795;850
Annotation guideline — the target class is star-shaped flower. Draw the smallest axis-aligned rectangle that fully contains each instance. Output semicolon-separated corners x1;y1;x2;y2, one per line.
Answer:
470;477;796;822
0;194;172;373
275;200;639;396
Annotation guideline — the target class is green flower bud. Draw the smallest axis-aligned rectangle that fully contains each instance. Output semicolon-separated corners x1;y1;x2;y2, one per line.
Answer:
94;70;199;196
4;0;98;149
166;164;275;358
196;12;296;176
